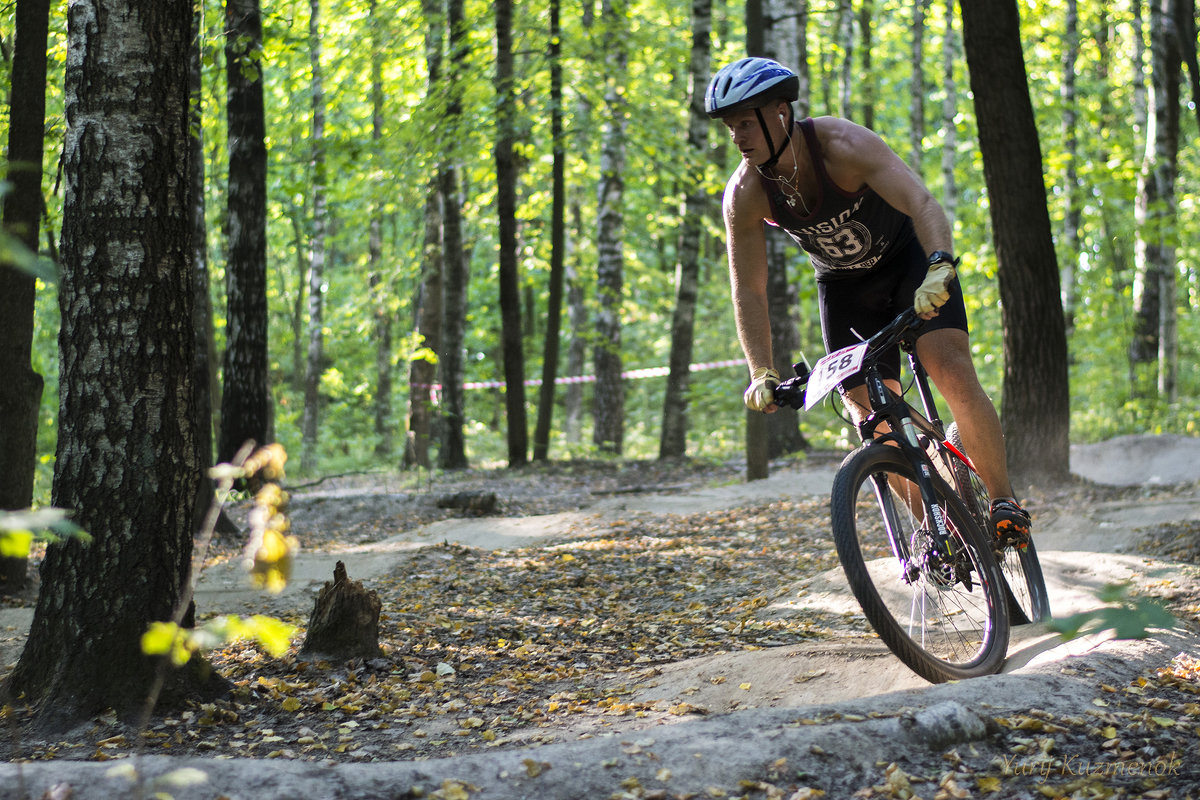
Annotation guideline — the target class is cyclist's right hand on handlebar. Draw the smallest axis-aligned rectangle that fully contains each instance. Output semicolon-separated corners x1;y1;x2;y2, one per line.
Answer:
914;262;955;317
744;366;780;412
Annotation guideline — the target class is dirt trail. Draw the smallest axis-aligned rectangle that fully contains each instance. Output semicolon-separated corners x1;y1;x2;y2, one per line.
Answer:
2;434;1199;799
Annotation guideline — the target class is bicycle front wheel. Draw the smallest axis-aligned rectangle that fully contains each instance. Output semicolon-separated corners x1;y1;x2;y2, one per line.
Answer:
830;444;1010;682
946;422;1051;625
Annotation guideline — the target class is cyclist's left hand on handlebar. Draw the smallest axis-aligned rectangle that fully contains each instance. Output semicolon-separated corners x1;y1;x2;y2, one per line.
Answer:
744;366;780;412
914;261;956;318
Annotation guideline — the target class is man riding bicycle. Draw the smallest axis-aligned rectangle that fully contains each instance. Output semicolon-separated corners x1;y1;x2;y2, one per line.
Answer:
707;56;1030;547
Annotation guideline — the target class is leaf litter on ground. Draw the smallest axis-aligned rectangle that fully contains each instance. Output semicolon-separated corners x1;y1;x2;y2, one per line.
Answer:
3;458;1200;800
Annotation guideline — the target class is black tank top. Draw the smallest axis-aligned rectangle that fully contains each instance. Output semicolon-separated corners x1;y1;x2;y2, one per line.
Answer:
759;118;916;280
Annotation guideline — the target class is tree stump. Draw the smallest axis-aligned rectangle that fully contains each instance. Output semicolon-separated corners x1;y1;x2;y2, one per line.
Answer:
300;561;383;661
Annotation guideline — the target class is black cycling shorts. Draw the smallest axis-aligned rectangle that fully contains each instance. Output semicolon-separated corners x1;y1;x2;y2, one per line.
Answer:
815;237;969;389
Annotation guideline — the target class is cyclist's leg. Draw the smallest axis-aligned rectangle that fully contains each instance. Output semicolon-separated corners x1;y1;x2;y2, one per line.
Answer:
914;328;1011;498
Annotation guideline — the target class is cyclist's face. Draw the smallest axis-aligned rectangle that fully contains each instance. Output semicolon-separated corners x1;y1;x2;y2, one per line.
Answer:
722;104;786;166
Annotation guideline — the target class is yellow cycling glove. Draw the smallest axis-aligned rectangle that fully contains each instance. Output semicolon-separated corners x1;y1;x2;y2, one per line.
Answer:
914;261;956;316
743;366;780;411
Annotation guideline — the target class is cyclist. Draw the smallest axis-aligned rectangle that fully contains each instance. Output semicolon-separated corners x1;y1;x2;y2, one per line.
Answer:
707;56;1030;548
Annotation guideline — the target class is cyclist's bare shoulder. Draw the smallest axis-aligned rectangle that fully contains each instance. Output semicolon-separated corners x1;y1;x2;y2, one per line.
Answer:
810;116;899;190
722;161;771;227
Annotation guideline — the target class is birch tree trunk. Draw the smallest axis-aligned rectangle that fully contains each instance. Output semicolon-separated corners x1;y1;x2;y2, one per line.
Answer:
368;0;393;460
218;0;270;464
9;0;219;727
593;0;627;455
301;0;328;474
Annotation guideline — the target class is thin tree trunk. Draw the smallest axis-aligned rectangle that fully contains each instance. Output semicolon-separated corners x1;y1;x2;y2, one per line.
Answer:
837;0;854;120
1059;0;1079;335
910;0;927;171
593;0;627;455
218;0;270;464
859;0;875;129
10;0;219;727
940;0;958;226
533;0;566;461
301;0;328;474
369;0;392;460
407;0;446;470
660;0;711;460
0;0;50;593
959;0;1070;485
494;0;527;467
438;0;470;469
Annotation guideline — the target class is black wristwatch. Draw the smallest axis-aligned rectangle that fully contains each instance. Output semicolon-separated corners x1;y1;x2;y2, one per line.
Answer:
927;250;958;267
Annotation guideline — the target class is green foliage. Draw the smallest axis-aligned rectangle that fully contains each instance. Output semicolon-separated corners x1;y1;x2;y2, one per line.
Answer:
14;0;1199;491
0;507;89;559
1049;582;1178;641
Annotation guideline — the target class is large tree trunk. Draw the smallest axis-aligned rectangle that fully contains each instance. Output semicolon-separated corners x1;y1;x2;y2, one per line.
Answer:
659;0;711;460
533;0;566;462
300;0;328;474
494;0;528;467
218;0;271;464
0;0;50;593
8;0;219;729
593;0;627;456
438;0;469;470
959;0;1070;485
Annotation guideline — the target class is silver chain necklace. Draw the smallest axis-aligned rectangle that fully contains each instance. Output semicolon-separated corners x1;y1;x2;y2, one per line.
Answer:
757;132;811;215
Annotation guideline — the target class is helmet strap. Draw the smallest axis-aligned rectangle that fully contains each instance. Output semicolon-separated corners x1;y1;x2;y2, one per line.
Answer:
754;105;793;170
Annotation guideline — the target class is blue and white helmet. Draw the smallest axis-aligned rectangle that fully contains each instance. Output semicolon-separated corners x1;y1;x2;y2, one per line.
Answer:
705;57;800;119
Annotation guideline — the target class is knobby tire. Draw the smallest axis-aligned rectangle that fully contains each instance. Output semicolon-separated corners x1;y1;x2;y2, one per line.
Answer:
945;422;1051;625
830;444;1010;683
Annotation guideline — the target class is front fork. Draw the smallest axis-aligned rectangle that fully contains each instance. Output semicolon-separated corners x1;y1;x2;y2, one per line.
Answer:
859;374;957;582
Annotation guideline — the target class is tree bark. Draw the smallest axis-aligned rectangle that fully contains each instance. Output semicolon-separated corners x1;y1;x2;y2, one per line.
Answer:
1058;0;1079;335
494;0;528;467
301;0;328;474
1132;0;1181;399
533;0;567;462
368;0;393;461
9;0;219;728
660;0;711;460
438;0;470;469
0;0;50;592
910;0;927;171
218;0;271;464
593;0;627;455
940;0;959;227
959;0;1070;485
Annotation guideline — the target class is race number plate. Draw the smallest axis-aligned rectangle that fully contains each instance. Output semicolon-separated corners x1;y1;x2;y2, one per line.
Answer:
804;341;868;410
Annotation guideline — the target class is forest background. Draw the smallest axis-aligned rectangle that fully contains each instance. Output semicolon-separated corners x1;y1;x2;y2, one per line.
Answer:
5;0;1199;502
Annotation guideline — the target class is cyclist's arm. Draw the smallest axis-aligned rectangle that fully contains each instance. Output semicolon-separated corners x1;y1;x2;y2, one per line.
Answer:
816;118;953;257
722;168;777;408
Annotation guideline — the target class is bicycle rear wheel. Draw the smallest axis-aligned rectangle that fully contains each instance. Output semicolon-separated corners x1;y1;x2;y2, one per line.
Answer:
946;422;1051;625
830;443;1010;682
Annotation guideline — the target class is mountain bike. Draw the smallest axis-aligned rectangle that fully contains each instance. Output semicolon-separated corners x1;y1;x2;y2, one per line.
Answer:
773;307;1048;682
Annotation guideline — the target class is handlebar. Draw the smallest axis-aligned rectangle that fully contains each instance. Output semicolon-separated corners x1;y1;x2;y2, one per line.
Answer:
771;307;924;410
